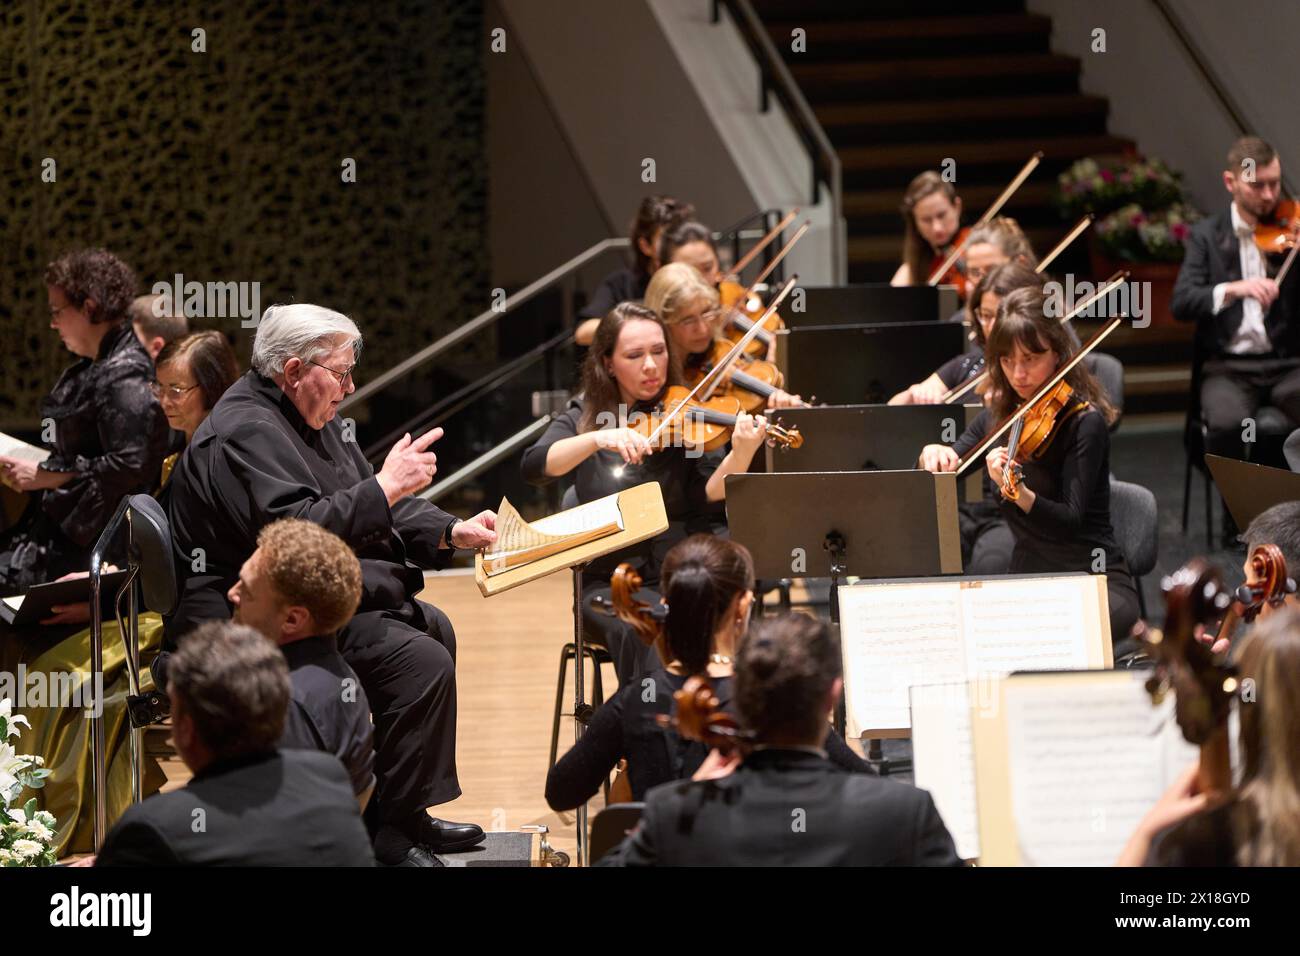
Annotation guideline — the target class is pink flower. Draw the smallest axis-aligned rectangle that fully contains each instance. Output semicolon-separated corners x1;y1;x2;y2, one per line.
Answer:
1120;172;1133;184
1101;169;1115;183
1171;223;1189;241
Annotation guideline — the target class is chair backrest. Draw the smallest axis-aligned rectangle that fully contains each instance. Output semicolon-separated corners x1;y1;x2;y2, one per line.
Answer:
561;484;579;511
1084;352;1124;430
1109;478;1158;577
126;494;180;616
589;802;644;864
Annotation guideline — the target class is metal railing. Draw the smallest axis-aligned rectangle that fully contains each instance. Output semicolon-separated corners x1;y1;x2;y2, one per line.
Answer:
712;0;845;282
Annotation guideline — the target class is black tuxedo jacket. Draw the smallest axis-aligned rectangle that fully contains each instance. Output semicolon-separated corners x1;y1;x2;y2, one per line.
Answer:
1171;206;1300;359
96;749;375;866
165;371;457;639
599;749;962;867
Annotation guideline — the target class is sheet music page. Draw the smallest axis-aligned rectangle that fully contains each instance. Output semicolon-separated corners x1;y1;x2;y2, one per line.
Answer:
1003;673;1199;866
2;594;22;611
910;681;980;861
839;582;966;733
963;576;1092;677
529;493;623;537
0;431;49;464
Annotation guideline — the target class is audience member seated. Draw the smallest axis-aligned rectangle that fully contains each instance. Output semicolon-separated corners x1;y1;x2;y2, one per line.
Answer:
229;517;376;807
13;327;240;857
129;293;189;362
599;611;962;866
545;536;870;812
1119;607;1300;866
95;621;375;866
0;248;169;595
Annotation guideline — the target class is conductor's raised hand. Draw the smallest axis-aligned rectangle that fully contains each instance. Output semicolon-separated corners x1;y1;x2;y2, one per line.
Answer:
451;510;497;549
377;427;443;505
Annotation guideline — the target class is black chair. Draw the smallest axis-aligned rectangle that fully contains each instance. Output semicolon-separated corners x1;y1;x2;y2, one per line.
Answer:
589;802;644;865
1109;478;1158;619
1085;352;1125;432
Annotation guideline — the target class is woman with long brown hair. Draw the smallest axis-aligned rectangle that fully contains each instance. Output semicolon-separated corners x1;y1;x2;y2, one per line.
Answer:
521;302;768;685
891;170;964;289
544;535;870;811
918;286;1140;644
1121;607;1300;865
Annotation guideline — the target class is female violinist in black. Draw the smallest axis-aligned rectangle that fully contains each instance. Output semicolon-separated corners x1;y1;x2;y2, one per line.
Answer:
521;302;768;685
919;286;1141;647
544;535;871;810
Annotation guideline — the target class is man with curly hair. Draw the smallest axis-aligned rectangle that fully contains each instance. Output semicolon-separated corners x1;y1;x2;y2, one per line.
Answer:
228;518;375;810
0;248;168;592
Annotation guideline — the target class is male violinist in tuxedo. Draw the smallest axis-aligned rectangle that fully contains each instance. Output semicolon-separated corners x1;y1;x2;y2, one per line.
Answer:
1172;137;1300;474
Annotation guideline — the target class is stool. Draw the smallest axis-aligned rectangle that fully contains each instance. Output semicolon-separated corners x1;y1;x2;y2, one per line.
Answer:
549;640;614;798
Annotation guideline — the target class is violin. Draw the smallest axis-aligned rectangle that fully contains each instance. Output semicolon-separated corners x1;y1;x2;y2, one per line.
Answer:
684;340;789;414
655;675;755;756
999;380;1088;501
1134;559;1242;794
927;225;973;300
626;385;803;454
604;564;755;755
1205;544;1296;652
719;279;785;360
1254;198;1300;255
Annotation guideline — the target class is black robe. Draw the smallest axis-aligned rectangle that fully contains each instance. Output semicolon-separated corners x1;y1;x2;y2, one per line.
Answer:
165;370;457;638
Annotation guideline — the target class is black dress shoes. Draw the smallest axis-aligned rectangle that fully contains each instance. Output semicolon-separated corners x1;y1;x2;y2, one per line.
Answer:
415;815;485;853
384;843;445;867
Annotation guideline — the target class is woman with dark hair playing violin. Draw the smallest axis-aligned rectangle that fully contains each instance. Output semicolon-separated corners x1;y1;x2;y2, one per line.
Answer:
574;195;695;347
544;535;871;812
919;286;1141;648
892;170;966;292
521;302;768;686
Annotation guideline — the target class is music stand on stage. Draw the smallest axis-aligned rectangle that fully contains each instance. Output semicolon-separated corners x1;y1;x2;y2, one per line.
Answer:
790;284;959;327
776;322;967;406
725;470;962;773
475;481;668;865
1206;453;1300;533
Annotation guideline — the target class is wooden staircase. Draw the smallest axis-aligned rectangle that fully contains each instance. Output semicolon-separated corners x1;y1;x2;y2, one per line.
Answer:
752;0;1132;284
749;0;1195;417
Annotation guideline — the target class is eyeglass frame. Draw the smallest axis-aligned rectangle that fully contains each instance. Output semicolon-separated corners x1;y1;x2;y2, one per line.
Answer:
308;359;358;386
150;380;201;401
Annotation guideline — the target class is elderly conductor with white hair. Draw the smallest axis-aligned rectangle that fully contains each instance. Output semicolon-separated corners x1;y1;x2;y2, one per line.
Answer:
164;304;496;867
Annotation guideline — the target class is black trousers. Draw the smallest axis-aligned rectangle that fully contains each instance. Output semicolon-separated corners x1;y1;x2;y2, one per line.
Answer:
1201;356;1300;459
958;500;1015;575
339;599;459;825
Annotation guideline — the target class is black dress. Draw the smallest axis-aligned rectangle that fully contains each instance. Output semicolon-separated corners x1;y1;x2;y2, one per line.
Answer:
521;398;722;685
578;267;650;321
0;322;168;592
545;669;873;811
951;400;1141;646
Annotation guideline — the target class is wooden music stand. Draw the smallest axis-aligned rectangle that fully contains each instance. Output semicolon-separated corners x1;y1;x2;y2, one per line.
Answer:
473;481;668;866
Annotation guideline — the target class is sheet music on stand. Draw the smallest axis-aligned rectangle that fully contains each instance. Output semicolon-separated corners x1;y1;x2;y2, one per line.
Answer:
838;573;1112;738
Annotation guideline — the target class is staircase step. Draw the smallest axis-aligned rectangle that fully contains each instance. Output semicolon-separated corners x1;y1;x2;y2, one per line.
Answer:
817;93;1110;145
767;13;1051;60
839;134;1132;189
790;53;1080;101
847;223;1067;266
751;0;1027;21
844;180;1063;233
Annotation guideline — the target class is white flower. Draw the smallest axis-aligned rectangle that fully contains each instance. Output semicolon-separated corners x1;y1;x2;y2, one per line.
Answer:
0;849;18;864
34;810;55;829
1;699;29;738
10;839;43;859
23;819;52;842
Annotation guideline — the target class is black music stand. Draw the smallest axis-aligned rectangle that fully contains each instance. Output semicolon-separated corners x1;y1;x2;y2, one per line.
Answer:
789;284;959;327
1207;453;1300;532
725;470;962;774
776;322;967;405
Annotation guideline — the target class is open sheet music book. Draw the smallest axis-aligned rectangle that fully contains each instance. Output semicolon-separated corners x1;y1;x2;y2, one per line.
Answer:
0;431;50;465
838;573;1112;737
481;494;624;576
959;670;1201;866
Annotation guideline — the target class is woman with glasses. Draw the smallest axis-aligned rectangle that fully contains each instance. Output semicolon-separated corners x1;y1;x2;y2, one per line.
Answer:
12;329;240;857
0;249;169;593
645;262;804;410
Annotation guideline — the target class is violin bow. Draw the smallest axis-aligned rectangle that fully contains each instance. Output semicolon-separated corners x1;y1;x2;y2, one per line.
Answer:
722;208;799;284
612;275;798;475
720;220;811;325
1035;215;1093;274
1274;233;1300;285
928;151;1044;286
956;316;1123;477
942;269;1128;405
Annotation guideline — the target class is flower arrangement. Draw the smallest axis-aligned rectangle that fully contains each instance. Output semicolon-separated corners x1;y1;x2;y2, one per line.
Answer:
0;698;56;867
1057;155;1201;263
